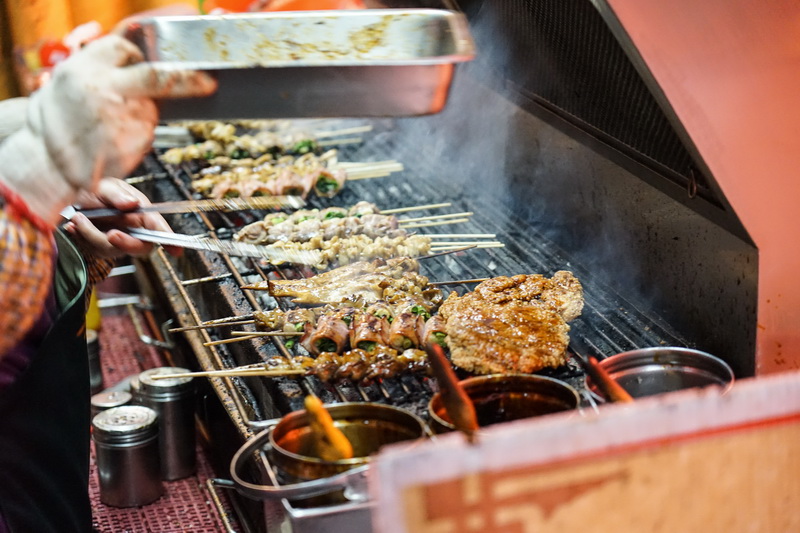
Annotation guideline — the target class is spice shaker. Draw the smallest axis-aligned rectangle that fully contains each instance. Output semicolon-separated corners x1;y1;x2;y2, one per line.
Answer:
92;405;163;508
133;367;196;480
91;390;132;419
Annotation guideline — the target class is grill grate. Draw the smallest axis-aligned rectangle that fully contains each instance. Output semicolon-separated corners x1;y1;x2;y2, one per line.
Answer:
137;123;687;424
132;120;690;527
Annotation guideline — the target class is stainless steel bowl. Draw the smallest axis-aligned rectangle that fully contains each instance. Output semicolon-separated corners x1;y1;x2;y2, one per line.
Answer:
588;347;734;400
230;402;430;502
270;402;428;483
428;374;580;433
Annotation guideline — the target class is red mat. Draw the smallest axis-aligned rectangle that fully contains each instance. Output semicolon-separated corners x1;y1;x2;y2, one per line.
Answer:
90;306;239;533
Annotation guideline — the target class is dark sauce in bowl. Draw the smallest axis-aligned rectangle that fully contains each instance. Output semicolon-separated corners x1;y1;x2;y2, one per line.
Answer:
471;391;574;427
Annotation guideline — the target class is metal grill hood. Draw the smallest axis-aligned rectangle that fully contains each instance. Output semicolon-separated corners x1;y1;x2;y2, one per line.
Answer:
593;0;800;374
434;0;799;376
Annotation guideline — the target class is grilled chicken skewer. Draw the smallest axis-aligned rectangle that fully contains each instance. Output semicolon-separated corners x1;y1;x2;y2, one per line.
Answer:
148;347;430;385
162;121;373;164
244;257;444;308
233;202;482;248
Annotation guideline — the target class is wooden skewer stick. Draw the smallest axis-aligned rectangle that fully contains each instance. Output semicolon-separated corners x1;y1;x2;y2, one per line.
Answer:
428;241;504;246
351;167;405;175
169;316;256;333
344;161;403;170
380;203;452;214
399;212;473;224
418;245;477;260
317;137;362;147
347;166;404;177
431;243;505;251
423;233;495;238
441;242;505;248
346;172;396;181
181;272;238;286
230;330;303;337
204;335;261;347
148;367;306;380
314;125;373;138
402;218;471;229
428;278;490;286
336;159;399;168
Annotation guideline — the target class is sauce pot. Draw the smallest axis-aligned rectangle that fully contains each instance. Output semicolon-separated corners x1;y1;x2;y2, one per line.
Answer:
230;402;430;502
587;346;735;400
428;374;581;433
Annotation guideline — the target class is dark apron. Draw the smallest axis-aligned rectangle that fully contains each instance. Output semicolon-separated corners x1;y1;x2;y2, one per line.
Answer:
0;230;92;532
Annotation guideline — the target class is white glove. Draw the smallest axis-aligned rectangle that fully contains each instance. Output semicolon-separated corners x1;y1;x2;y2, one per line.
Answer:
0;35;216;228
0;97;30;142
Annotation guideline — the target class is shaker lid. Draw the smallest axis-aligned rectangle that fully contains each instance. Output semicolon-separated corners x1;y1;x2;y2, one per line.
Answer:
93;405;158;433
138;367;193;391
91;390;132;410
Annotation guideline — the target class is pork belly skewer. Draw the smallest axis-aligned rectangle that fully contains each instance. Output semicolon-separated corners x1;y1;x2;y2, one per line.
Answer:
301;307;356;355
188;152;400;200
387;300;427;351
214;300;446;355
349;304;392;354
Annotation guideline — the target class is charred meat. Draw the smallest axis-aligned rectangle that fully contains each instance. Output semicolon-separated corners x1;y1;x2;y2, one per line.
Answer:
439;271;584;374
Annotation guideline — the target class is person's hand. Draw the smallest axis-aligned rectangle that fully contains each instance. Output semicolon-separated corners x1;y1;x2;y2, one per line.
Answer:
62;178;182;259
0;34;217;229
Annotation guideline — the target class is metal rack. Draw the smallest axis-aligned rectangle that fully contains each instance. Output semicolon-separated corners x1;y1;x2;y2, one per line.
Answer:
129;124;688;531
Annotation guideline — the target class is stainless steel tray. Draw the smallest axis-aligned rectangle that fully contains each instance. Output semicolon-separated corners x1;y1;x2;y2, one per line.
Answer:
124;9;475;119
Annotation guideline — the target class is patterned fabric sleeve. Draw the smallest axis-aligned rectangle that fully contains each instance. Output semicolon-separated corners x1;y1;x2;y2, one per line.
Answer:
0;207;56;358
79;248;115;311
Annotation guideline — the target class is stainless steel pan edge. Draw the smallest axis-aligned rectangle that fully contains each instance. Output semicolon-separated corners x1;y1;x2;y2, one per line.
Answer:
125;9;476;68
124;9;476;119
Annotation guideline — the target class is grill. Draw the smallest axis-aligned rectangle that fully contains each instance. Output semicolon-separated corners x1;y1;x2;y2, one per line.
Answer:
127;1;761;530
132;118;686;531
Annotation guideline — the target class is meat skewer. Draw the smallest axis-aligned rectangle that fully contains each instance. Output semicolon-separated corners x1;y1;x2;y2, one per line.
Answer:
162;121;374;164
244;257;444;309
234;208;408;245
188;152;400;200
167;278;477;334
205;299;447;356
233;204;483;247
147;347;430;385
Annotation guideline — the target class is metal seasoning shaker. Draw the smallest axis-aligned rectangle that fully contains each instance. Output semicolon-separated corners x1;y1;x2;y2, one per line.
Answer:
91;390;132;420
133;367;196;480
92;405;163;508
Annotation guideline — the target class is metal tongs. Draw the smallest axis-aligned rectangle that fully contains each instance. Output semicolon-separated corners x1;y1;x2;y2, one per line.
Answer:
124;227;322;266
60;196;305;220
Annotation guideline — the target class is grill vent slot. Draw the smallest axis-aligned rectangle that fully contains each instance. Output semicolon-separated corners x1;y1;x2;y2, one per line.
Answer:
456;0;716;205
